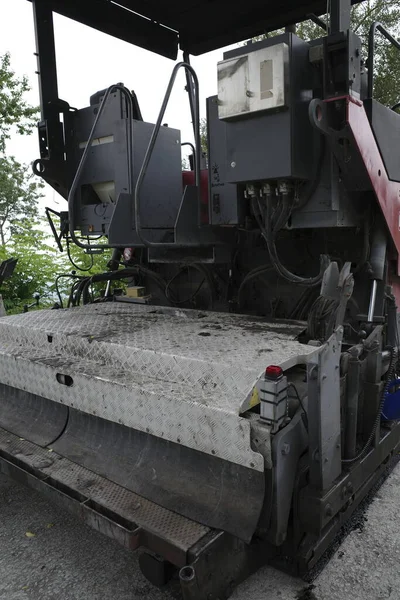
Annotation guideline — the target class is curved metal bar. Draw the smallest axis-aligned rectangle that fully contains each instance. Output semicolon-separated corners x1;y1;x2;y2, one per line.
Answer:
183;51;198;138
368;22;400;99
67;83;134;250
181;141;197;170
134;62;201;248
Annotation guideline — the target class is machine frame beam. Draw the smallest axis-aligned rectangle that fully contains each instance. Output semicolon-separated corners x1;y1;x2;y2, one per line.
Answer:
32;0;59;122
330;0;351;33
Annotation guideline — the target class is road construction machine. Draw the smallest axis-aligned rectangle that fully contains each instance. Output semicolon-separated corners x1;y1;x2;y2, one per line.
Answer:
1;0;400;596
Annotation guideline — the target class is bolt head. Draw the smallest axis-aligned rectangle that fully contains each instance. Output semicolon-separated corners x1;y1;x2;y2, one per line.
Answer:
281;443;290;456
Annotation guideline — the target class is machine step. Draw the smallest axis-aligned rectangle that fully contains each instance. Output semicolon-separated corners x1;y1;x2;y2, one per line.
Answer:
0;426;210;568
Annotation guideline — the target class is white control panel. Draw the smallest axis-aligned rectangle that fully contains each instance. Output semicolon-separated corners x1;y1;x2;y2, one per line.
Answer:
217;42;289;120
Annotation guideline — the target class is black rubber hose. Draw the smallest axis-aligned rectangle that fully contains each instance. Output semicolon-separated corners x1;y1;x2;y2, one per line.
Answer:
165;268;206;306
254;198;328;287
342;347;397;464
237;266;274;308
55;274;82;309
273;195;294;234
80;266;173;305
75;276;91;306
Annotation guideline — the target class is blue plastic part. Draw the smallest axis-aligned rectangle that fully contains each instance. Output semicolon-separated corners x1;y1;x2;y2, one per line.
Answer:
382;380;400;421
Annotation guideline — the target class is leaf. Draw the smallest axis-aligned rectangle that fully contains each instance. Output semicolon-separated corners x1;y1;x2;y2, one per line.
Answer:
45;523;54;529
0;52;38;153
24;531;35;538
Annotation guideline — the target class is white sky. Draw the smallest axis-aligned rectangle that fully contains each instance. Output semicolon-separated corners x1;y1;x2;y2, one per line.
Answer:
0;0;236;209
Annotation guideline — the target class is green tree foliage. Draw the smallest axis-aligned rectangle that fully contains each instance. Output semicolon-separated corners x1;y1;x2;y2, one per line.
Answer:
0;219;62;312
200;117;208;155
0;156;43;245
182;118;208;168
0;53;38;153
359;1;400;106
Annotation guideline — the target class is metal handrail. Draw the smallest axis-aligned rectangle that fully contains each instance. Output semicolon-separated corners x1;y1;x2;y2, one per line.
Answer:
67;83;134;250
68;63;202;251
134;61;201;248
368;22;400;99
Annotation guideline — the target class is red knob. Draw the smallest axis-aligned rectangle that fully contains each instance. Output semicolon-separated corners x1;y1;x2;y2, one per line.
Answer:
265;365;283;380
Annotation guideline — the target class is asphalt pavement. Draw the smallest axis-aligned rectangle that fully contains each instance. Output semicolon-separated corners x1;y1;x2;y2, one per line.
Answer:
0;465;398;600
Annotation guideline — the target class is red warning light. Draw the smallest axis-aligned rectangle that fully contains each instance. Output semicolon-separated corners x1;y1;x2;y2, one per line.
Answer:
265;365;283;380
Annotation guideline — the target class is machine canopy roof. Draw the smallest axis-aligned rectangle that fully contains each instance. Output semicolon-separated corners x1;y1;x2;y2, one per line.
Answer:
30;0;364;59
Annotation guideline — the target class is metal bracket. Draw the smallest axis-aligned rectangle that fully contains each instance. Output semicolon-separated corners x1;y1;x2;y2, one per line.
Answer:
307;327;344;491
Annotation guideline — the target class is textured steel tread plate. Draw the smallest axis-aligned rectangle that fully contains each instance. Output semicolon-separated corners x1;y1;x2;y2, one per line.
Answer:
0;346;264;470
0;426;209;551
0;304;315;402
0;304;317;471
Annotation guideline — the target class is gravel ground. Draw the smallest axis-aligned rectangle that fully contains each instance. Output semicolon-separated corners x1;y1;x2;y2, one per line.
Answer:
0;465;398;600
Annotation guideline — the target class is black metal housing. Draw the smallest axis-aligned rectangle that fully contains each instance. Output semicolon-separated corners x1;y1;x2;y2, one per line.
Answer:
28;0;365;57
211;34;316;185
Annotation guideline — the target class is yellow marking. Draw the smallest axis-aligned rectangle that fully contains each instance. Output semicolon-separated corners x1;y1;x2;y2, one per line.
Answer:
126;286;146;298
249;387;260;408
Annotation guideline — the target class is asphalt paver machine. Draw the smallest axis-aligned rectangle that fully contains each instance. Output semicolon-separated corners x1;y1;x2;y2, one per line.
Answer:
2;0;400;596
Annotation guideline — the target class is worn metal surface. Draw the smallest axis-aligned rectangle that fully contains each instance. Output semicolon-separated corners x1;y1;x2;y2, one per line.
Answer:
0;303;316;471
0;426;209;567
218;43;289;120
0;384;68;447
299;421;400;536
50;408;265;542
268;412;308;546
307;328;343;492
347;97;400;274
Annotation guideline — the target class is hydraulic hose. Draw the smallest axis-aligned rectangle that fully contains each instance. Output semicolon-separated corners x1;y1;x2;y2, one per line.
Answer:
342;347;398;464
253;197;328;287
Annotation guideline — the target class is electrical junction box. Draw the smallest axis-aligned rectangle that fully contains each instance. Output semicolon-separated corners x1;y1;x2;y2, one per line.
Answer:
217;42;289;120
209;33;316;185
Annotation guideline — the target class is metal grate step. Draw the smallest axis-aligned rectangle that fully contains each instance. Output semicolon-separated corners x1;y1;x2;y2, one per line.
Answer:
0;426;209;567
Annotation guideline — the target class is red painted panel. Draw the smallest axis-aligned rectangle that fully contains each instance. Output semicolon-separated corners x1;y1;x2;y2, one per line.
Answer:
345;97;400;275
182;169;210;224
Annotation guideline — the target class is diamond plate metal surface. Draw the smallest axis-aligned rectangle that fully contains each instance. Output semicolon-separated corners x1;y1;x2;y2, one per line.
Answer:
0;304;317;471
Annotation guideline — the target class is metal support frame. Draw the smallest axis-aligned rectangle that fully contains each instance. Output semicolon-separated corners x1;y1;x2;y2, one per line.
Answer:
32;0;64;161
307;328;343;491
307;13;327;31
32;0;70;197
32;0;58;121
329;0;351;33
134;62;202;247
182;51;197;139
344;355;361;460
299;422;400;538
33;0;178;59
